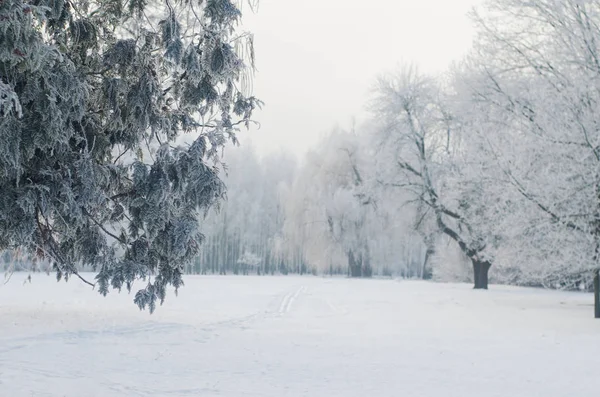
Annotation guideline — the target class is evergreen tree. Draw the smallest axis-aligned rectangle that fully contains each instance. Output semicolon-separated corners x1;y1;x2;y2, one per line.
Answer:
0;0;260;312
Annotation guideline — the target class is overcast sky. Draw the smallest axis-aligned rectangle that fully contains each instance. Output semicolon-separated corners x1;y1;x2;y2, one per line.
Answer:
239;0;481;157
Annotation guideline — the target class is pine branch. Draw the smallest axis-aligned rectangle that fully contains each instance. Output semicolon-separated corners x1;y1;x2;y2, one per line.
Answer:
110;190;136;201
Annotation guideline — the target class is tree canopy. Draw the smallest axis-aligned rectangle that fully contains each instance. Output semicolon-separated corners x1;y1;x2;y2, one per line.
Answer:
0;0;260;312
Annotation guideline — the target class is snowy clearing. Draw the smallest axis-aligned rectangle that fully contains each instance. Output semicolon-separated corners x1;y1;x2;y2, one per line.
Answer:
0;274;599;396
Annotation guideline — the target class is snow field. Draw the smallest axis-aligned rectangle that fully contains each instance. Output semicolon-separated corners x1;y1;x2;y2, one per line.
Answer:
0;274;599;396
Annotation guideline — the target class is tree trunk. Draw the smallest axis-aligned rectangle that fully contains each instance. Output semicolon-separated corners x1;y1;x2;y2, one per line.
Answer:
473;261;481;288
472;260;491;289
422;246;434;280
348;251;362;277
362;248;372;278
362;253;373;278
594;268;600;319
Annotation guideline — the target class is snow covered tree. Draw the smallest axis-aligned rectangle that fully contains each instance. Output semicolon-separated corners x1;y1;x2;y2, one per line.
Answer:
371;66;501;289
284;127;419;278
195;144;297;275
466;0;600;316
0;0;260;312
284;129;374;277
256;150;298;274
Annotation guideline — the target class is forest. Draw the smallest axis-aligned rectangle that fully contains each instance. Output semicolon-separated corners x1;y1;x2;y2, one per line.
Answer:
183;0;600;305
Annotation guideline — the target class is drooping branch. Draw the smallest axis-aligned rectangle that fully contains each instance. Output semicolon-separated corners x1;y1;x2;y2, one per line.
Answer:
34;208;96;288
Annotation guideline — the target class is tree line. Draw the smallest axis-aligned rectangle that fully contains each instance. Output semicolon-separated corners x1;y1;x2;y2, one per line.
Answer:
191;0;600;318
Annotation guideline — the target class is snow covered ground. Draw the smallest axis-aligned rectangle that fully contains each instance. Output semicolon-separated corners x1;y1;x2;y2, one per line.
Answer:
0;274;598;396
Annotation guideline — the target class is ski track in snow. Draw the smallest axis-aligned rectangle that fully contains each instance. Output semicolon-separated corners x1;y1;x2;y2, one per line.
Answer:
278;285;306;314
1;275;599;397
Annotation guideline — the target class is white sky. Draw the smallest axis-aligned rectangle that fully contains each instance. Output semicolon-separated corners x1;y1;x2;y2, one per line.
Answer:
239;0;481;157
